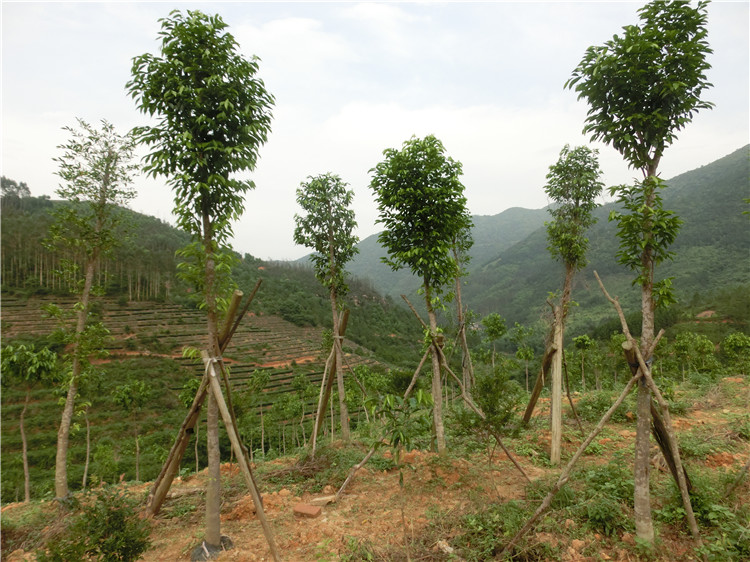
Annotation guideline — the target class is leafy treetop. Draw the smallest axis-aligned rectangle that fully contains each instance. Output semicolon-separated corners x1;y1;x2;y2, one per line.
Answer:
293;173;359;297
544;144;604;270
126;9;274;244
369;134;473;296
566;0;713;176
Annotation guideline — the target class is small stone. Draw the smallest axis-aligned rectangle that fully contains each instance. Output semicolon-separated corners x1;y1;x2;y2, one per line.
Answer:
564;518;576;529
323;485;335;494
571;539;585;551
293;503;322;518
278;488;292;497
309;495;336;506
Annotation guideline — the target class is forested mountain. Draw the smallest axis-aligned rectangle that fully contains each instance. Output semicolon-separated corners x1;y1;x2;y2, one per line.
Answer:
348;145;750;331
332;206;549;306
0;194;421;363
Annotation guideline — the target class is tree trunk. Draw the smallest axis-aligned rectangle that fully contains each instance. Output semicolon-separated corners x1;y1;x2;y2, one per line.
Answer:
331;291;350;441
425;283;446;455
21;388;31;502
550;309;564;465
635;280;655;543
82;407;91;490
205;389;221;546
55;254;96;498
454;269;474;392
135;427;140;482
202;211;222;547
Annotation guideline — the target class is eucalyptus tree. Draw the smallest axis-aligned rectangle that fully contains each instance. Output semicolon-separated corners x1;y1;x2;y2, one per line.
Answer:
1;344;58;502
127;9;274;548
47;118;137;498
370;134;473;454
567;0;713;543
544;144;603;464
294;173;359;441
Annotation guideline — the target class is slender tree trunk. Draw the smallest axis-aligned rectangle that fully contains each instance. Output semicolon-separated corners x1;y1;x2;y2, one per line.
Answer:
550;310;563;465
195;421;200;473
205;390;221;546
454;268;474;392
21;388;31;502
202;212;222;547
55;254;96;498
135;427;141;482
331;292;350;441
550;263;575;465
635;269;655;543
425;283;446;455
82;407;91;490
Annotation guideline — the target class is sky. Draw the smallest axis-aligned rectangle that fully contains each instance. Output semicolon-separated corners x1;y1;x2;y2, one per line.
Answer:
2;1;748;261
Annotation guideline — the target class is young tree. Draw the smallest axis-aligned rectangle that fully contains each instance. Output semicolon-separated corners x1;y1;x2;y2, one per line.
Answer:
293;173;359;442
510;322;534;392
1;344;58;502
370;135;473;454
481;312;507;371
544;144;603;464
127;9;274;548
47;118;137;498
451;228;475;392
567;0;713;543
113;380;152;481
573;334;595;391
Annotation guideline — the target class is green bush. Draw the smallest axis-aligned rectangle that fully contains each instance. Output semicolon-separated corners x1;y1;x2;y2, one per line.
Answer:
37;488;151;562
575;390;633;423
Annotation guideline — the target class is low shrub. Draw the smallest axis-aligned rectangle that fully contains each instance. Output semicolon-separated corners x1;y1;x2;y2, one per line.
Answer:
36;488;151;562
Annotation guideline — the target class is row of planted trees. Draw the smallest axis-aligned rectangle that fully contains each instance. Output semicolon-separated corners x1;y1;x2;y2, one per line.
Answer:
6;1;746;559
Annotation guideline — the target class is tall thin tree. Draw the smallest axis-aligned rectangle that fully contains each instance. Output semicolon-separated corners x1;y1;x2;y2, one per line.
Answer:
294;173;359;443
47;119;137;498
567;0;713;543
544;144;603;464
370;135;473;455
128;9;274;549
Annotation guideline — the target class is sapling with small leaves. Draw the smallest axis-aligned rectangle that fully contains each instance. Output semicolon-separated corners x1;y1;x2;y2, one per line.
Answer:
46;119;136;498
1;344;58;502
294;173;359;443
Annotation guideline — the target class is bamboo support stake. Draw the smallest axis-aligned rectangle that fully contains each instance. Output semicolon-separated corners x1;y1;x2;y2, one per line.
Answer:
218;289;244;346
204;354;280;562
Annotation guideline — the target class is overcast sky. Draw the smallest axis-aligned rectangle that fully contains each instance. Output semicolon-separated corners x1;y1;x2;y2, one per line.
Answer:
2;1;748;260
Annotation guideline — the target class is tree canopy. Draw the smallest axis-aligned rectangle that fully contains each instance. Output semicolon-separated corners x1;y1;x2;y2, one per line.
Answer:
369;134;473;296
566;0;713;176
127;9;274;243
294;173;359;297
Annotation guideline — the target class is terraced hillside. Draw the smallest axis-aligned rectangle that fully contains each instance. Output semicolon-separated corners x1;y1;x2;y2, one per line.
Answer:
0;294;383;502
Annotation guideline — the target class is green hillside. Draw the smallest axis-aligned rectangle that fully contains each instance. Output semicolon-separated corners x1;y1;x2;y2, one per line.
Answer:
348;145;750;332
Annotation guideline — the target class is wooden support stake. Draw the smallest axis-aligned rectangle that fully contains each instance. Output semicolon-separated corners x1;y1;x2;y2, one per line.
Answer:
595;271;704;558
522;343;556;423
204;353;281;562
146;373;209;516
221;279;262;353
311;309;349;456
501;369;642;557
219;290;244;346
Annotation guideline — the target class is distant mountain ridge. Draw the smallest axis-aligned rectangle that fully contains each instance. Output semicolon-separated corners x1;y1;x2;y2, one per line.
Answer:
346;145;750;328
